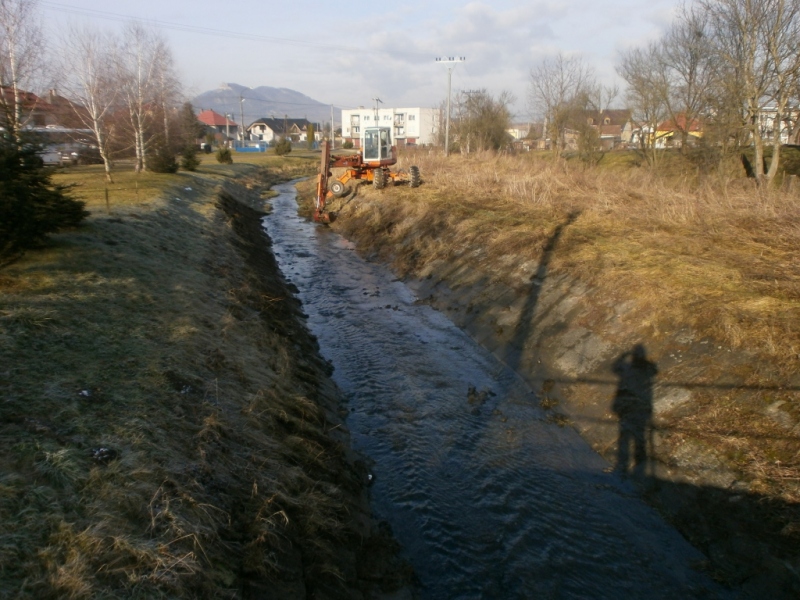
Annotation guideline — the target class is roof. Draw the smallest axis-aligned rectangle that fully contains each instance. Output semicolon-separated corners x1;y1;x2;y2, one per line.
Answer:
197;109;238;127
585;109;631;127
247;117;311;134
0;86;54;112
657;114;702;133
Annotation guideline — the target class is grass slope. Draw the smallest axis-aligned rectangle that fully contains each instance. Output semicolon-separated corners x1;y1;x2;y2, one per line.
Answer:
0;155;409;598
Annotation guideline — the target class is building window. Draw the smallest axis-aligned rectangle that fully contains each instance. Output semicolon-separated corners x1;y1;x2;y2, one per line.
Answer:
364;115;370;120
384;115;391;120
408;114;415;121
353;126;360;133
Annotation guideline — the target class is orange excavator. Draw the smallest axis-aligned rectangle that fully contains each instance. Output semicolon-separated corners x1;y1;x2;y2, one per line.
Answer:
313;126;420;223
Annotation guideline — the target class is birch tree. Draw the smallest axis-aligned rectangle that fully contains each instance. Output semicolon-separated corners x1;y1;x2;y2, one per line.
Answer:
0;0;45;141
118;22;178;172
60;26;118;182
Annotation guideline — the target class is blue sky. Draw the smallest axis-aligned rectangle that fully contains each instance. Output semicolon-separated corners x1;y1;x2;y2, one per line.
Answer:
41;0;681;119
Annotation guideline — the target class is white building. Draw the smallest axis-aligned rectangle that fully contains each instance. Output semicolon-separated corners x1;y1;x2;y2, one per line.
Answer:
341;107;439;147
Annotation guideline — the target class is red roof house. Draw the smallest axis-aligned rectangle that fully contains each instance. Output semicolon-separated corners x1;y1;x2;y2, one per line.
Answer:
197;109;238;139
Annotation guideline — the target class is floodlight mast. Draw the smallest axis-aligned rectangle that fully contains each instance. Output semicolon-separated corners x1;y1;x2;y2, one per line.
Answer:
435;56;466;156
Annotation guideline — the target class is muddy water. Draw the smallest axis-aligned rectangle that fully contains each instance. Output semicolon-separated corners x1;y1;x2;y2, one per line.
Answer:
262;183;728;600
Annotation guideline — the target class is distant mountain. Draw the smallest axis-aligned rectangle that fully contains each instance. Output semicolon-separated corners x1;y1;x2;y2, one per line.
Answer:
192;83;340;129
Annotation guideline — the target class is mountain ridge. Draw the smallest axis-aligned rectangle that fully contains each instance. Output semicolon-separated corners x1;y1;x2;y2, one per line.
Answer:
192;83;340;128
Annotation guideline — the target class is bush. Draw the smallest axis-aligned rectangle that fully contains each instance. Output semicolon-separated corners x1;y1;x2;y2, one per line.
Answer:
274;137;292;156
343;140;354;149
181;144;201;171
149;138;178;173
216;146;233;164
0;138;88;259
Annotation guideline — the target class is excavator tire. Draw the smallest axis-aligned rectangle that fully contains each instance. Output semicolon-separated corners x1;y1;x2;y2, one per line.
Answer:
330;180;348;197
373;168;386;189
409;165;421;188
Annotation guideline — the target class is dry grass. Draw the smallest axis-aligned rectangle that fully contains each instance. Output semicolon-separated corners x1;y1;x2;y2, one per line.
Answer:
312;148;800;504
341;149;800;371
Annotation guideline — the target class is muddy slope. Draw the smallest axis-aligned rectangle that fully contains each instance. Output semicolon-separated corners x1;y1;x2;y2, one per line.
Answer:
319;185;800;598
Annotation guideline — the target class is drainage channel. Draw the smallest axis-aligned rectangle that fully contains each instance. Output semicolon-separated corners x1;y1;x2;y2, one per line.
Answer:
262;181;729;600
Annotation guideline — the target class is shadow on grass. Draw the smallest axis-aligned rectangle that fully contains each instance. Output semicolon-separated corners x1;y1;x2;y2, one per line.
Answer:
506;210;580;374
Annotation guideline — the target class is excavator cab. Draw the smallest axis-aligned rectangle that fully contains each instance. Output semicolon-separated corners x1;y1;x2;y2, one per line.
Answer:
362;126;392;162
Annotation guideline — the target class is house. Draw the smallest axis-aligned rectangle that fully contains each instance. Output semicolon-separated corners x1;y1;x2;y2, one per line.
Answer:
655;114;703;148
197;109;238;141
584;109;633;150
758;106;800;145
0;86;58;129
246;117;316;143
507;124;531;140
341;107;439;147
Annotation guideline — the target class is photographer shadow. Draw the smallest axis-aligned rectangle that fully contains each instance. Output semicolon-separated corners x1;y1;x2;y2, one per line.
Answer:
611;344;658;477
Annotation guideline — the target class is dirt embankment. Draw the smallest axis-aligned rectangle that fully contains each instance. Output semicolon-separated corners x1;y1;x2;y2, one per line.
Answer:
299;176;800;598
0;171;410;599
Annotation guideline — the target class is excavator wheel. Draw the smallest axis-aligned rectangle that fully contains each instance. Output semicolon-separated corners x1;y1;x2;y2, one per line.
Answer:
373;168;386;189
409;165;421;188
330;180;348;198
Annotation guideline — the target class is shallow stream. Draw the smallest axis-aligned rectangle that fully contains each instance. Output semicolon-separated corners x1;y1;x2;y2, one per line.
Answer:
262;182;729;599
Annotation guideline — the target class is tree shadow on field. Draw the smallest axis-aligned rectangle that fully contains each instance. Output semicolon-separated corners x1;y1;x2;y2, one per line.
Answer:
506;210;580;374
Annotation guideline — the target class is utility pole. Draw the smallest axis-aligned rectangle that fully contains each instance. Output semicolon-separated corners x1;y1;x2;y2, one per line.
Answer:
330;104;334;149
372;97;382;123
435;56;465;157
239;96;246;145
226;113;231;145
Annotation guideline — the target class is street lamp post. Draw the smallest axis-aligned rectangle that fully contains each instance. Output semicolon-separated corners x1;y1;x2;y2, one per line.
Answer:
435;56;465;157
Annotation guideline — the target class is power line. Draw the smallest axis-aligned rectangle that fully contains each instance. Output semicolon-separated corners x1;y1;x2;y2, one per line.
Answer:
39;1;431;60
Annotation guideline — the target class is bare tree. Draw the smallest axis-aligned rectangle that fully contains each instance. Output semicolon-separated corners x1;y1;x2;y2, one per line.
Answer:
0;0;45;140
450;89;514;153
699;0;800;182
661;4;717;152
617;43;670;166
60;25;119;182
529;53;595;155
117;22;178;172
